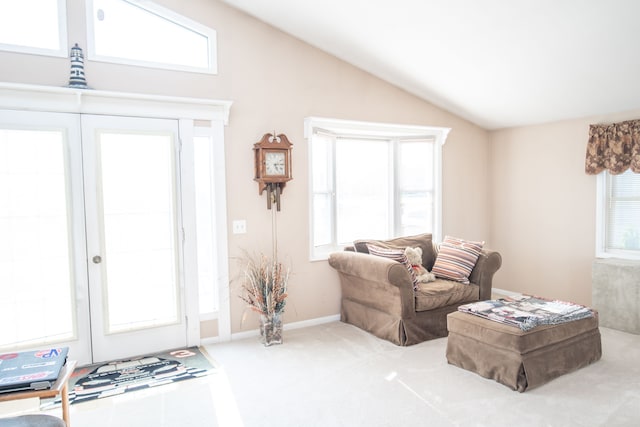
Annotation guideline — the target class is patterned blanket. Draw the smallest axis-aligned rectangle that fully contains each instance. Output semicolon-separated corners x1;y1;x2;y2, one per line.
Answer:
458;295;595;331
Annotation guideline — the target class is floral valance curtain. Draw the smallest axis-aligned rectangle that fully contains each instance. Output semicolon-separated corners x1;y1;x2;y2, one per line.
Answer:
585;119;640;175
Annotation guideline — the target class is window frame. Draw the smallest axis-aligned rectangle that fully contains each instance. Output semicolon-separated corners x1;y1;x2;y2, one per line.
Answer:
85;0;218;74
305;116;450;261
0;0;68;58
596;170;640;260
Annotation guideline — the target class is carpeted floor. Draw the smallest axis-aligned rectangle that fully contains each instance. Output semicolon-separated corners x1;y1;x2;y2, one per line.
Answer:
2;321;638;426
208;321;640;427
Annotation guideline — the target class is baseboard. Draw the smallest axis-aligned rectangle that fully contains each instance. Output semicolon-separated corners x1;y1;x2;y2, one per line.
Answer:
492;287;523;298
200;314;341;345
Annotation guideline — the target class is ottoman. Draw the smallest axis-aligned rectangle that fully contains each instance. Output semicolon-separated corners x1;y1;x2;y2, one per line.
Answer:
446;310;602;392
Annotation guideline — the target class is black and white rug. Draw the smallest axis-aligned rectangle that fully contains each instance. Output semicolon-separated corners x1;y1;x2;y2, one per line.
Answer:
45;347;216;406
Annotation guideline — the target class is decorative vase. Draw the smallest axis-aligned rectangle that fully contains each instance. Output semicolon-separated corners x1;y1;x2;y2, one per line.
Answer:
260;313;283;346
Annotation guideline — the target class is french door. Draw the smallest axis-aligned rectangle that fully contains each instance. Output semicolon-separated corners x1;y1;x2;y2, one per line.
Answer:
0;111;187;365
82;115;186;363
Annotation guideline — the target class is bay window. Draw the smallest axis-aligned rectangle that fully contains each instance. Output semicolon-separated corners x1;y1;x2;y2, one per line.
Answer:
305;117;449;260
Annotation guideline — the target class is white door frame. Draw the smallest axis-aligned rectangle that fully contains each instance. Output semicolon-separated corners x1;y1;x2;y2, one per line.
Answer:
81;114;188;363
0;83;233;363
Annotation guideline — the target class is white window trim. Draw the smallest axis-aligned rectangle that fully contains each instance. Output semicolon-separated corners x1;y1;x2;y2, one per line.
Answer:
0;0;68;58
304;116;450;261
0;81;231;123
0;81;233;343
85;0;218;74
595;171;640;260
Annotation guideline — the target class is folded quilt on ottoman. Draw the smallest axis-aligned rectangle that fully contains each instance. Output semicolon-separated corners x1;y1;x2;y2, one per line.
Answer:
446;297;602;392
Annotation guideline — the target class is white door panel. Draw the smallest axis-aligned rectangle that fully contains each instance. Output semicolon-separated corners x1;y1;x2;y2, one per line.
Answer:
81;115;186;363
0;110;92;364
1;111;187;365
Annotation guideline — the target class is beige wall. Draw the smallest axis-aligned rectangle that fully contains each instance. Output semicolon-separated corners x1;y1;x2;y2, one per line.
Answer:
9;0;638;333
490;109;640;306
0;0;491;336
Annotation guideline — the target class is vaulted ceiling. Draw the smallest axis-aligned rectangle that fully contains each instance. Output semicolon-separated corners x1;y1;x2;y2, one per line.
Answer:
221;0;640;130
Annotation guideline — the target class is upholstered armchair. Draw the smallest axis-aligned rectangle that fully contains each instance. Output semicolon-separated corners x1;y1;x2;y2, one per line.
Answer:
328;233;502;346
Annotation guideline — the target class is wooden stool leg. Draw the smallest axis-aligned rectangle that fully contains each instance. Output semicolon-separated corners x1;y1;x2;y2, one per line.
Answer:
61;382;71;427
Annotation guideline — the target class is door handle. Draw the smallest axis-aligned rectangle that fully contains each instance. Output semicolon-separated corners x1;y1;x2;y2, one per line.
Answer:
92;255;102;264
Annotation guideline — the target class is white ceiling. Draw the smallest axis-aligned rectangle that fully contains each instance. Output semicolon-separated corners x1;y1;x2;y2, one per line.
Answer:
220;0;640;130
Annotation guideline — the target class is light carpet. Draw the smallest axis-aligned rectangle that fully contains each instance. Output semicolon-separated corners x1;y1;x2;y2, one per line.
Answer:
9;321;639;426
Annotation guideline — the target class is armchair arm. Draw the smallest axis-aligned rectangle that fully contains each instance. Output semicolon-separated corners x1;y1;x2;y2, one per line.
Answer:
468;249;502;300
328;251;416;318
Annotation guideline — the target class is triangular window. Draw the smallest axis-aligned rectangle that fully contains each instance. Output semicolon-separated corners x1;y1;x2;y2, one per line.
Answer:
86;0;217;74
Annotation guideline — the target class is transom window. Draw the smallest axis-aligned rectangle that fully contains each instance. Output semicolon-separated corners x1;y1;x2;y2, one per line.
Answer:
305;117;450;260
597;170;640;259
86;0;217;74
0;0;67;57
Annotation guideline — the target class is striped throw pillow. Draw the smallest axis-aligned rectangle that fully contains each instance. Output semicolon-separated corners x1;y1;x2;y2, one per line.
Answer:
432;236;484;284
366;244;419;290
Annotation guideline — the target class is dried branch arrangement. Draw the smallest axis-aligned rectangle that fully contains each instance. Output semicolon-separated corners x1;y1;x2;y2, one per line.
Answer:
240;254;289;317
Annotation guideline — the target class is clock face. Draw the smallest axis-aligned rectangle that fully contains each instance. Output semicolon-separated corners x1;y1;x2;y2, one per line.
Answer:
265;151;286;176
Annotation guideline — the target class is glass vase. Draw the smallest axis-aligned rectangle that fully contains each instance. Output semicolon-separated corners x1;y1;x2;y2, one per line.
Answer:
260;313;283;346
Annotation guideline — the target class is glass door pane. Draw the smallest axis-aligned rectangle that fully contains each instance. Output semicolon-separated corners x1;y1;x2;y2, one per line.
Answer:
0;128;74;346
0;111;91;364
97;132;179;333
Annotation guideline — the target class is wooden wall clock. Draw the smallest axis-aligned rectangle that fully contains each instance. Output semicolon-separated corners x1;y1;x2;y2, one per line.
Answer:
253;133;293;211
